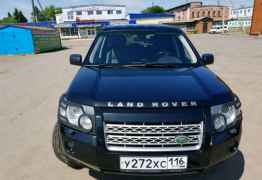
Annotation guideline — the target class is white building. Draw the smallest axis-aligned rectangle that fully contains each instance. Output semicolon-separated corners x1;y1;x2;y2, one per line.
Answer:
231;7;253;19
228;7;253;30
55;4;127;39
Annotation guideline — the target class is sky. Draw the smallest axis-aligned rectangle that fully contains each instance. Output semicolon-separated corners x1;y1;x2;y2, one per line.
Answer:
0;0;254;20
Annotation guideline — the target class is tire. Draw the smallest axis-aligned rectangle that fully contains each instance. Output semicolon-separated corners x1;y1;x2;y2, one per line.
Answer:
52;123;84;170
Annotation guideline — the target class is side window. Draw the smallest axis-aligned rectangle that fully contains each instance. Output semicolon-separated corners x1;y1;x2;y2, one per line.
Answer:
89;36;105;64
178;35;198;63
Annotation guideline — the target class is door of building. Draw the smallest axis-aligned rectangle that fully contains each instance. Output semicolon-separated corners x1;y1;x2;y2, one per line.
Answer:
203;21;208;33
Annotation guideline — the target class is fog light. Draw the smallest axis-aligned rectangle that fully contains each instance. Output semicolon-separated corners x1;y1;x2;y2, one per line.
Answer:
79;115;92;131
214;115;226;132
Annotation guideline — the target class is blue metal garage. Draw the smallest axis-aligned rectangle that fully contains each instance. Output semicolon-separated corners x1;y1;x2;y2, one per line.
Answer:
0;25;61;55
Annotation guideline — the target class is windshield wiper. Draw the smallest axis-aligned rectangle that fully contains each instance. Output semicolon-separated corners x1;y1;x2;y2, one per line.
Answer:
83;64;122;68
83;63;196;68
123;63;180;68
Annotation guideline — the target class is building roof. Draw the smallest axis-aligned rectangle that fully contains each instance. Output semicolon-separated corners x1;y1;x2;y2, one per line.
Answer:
166;2;202;12
193;5;229;8
129;13;174;20
232;6;253;10
166;1;228;12
20;21;56;29
168;17;213;24
0;25;56;31
101;24;183;33
63;4;126;9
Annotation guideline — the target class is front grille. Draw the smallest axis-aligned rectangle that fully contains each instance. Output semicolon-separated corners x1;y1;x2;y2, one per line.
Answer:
104;122;204;152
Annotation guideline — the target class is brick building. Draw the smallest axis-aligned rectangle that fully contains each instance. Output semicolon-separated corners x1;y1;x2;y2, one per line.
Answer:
166;2;231;33
250;0;262;35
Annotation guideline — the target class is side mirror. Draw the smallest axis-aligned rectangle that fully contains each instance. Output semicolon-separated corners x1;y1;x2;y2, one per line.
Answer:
202;54;214;65
70;54;82;66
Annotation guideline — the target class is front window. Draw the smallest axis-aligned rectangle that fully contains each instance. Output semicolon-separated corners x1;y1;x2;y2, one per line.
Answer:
87;10;94;15
86;32;198;66
96;10;102;15
67;11;74;20
116;10;122;14
76;11;82;15
108;10;114;14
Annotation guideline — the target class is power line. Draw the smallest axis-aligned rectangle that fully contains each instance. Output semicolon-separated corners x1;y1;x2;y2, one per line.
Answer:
36;0;44;11
31;0;37;22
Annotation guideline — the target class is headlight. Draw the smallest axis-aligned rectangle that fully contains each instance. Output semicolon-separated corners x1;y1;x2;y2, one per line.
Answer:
66;105;83;126
213;115;226;132
58;96;95;132
211;102;240;132
79;115;93;131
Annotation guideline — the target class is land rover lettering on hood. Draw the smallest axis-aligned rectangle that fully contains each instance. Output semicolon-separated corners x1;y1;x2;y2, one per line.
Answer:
52;25;242;179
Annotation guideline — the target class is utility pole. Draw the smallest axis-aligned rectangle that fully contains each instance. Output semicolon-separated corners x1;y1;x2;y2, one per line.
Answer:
31;0;37;22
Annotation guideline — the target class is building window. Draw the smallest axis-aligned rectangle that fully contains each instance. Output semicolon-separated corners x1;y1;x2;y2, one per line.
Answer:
88;10;94;15
108;10;114;14
67;11;74;20
208;11;211;17
76;11;82;15
218;11;221;17
116;10;122;14
197;11;200;18
96;10;102;15
88;29;96;35
61;28;78;37
192;12;195;18
213;11;216;17
202;11;206;17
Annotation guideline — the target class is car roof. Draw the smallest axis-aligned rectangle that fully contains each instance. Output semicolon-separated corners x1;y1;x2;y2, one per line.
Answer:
101;24;184;33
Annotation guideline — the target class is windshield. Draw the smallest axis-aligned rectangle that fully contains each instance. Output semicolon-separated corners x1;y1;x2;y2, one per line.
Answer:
86;31;199;66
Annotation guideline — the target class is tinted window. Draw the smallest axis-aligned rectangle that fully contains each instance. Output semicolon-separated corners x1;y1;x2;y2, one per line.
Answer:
87;32;198;65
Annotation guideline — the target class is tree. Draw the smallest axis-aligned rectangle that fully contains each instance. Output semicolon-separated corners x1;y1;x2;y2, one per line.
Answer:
32;5;62;21
142;6;165;13
13;9;28;23
42;6;62;21
32;6;45;21
8;12;12;18
0;11;16;24
0;16;16;24
0;9;27;24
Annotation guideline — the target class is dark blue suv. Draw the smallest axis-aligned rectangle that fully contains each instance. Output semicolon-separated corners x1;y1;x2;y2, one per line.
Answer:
52;25;242;179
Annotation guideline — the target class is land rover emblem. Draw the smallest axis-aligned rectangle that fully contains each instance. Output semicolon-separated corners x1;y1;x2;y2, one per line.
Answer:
175;136;190;144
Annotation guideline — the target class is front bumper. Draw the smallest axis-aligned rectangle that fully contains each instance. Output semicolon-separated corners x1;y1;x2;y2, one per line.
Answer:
58;118;242;179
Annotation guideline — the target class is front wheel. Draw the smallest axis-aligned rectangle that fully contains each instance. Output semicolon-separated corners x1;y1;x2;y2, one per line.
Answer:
52;123;84;170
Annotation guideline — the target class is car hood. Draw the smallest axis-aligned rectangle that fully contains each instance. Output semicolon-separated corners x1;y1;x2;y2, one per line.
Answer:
66;66;233;106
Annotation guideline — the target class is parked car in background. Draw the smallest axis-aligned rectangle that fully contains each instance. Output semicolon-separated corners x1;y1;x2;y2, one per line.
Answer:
209;25;229;34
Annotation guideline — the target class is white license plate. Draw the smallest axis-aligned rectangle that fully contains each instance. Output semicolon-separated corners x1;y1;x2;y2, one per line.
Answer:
120;156;188;170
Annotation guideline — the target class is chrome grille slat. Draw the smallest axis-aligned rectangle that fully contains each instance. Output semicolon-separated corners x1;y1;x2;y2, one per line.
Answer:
104;121;203;152
106;135;200;145
105;124;202;135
